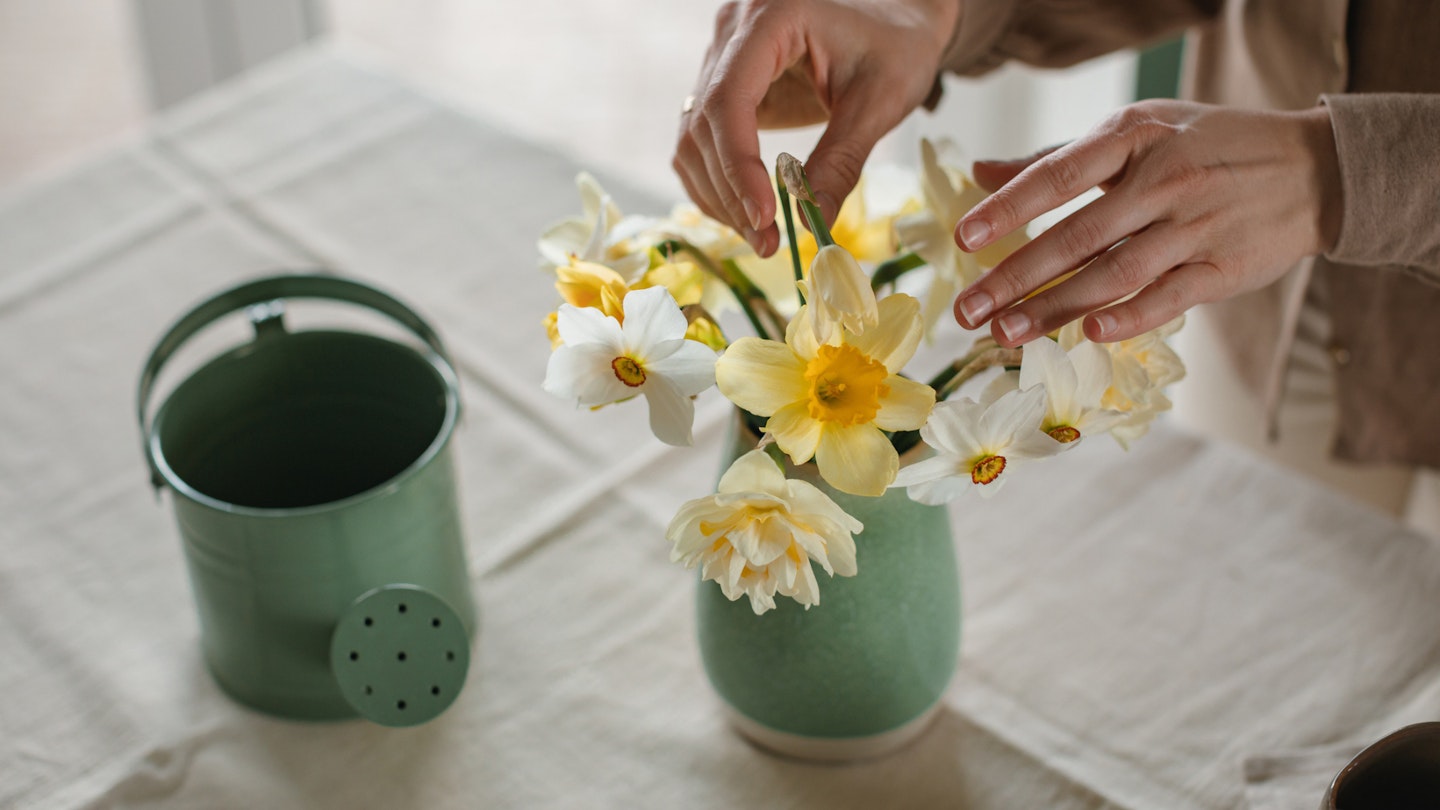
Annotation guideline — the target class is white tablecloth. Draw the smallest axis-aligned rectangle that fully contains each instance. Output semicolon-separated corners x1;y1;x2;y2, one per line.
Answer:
3;46;1438;810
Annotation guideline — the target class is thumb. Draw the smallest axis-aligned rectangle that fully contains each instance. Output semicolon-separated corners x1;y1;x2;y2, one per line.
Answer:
804;88;906;224
972;143;1066;192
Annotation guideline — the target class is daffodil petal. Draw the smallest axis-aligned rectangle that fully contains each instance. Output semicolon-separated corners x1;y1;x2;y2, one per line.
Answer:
767;401;823;465
815;423;898;497
1069;341;1113;408
891;455;961;489
543;342;632;405
980;385;1048;445
906;474;971;506
718;449;786;495
643;374;696;446
715;338;807;416
619;287;687;350
849;293;923;373
873;374;936;431
647;339;717;396
554;303;623;349
921;398;988;459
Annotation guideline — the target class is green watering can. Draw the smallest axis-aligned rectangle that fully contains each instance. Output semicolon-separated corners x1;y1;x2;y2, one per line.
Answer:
138;273;477;727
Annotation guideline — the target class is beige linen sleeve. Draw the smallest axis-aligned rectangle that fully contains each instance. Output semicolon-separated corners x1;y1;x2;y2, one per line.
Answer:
1322;93;1440;283
940;0;1220;77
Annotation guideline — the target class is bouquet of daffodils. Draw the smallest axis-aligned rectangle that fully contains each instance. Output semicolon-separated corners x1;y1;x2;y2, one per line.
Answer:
540;140;1184;615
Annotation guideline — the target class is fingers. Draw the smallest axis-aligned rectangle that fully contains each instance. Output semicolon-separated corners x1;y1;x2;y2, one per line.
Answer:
971;144;1063;193
957;131;1130;254
1084;262;1226;342
673;3;792;254
954;187;1156;332
805;78;913;223
978;225;1191;346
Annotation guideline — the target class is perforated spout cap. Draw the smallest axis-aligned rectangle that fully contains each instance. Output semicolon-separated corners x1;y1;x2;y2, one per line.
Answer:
329;584;471;727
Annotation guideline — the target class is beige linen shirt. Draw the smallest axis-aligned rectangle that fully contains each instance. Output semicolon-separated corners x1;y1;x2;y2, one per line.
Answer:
942;0;1440;468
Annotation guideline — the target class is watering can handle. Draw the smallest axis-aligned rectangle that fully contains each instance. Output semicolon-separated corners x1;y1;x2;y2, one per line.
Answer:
137;273;454;488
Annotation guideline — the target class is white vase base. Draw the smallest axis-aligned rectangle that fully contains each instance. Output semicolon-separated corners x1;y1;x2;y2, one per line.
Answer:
725;702;941;764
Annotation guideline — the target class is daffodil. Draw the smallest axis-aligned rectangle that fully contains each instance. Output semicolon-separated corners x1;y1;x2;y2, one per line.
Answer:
895;138;1030;335
890;386;1067;504
668;448;862;615
715;294;935;496
1059;317;1186;448
544;257;721;349
800;244;879;343
538;172;652;278
544;287;717;446
986;336;1127;445
793;178;898;271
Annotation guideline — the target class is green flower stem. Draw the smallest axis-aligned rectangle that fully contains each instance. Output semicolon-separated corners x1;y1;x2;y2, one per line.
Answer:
776;170;806;301
796;198;834;248
658;239;774;341
870;252;927;293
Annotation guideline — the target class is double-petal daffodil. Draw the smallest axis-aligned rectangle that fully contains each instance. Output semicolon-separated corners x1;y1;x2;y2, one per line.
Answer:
986;336;1126;445
801;244;879;343
715;294;934;497
890;386;1067;504
544;287;717;446
895;138;1031;336
668;448;862;615
544;257;722;350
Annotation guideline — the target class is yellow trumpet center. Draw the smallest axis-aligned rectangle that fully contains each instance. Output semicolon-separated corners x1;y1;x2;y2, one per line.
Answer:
803;343;889;426
1047;425;1081;443
970;455;1006;485
612;356;647;387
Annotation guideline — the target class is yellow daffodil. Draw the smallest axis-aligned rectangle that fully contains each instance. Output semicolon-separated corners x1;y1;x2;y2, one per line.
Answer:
800;244;879;343
715;294;935;497
794;178;897;271
668;448;862;615
890;386;1068;504
545;257;723;350
895;138;1030;336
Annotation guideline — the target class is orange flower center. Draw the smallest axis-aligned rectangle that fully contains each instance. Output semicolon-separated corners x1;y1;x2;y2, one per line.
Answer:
803;343;889;426
1047;425;1081;443
612;356;646;387
971;455;1006;485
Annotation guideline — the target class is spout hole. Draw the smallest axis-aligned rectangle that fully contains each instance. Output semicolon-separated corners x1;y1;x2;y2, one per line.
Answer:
446;651;455;662
431;685;440;696
398;603;408;614
431;618;441;628
364;685;373;696
349;651;359;662
397;651;407;662
397;700;407;711
364;617;373;627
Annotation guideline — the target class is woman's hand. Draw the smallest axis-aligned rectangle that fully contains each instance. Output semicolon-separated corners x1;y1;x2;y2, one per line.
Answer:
952;100;1343;345
674;0;960;257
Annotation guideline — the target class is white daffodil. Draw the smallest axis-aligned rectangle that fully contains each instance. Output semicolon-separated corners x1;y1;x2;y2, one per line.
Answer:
668;448;862;614
543;286;717;446
800;244;880;343
894;138;1030;336
891;386;1067;505
1057;318;1186;448
538;172;652;279
987;336;1127;445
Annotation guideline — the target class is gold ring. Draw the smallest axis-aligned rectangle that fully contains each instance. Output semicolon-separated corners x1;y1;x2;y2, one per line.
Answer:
682;94;696;115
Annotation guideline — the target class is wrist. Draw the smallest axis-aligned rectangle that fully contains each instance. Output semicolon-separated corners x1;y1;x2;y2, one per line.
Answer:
1297;105;1343;255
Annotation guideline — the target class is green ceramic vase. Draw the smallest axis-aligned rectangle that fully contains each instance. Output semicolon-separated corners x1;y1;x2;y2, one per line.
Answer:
695;421;960;761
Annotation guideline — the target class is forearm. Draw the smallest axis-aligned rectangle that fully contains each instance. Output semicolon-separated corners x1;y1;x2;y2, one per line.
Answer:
942;0;1220;77
1323;93;1440;283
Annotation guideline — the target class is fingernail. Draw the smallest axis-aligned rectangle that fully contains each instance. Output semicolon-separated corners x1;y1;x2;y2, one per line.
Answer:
743;197;763;231
1091;312;1117;339
960;219;991;250
998;310;1031;343
957;290;994;327
743;227;762;254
